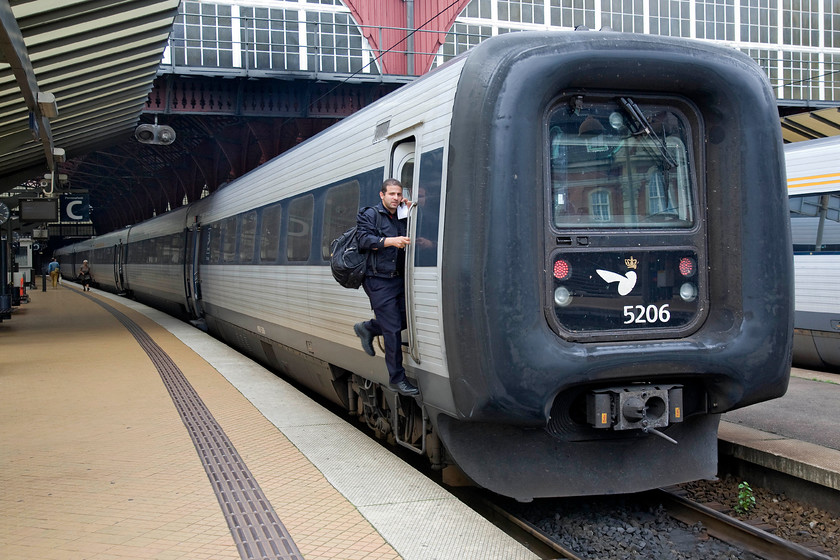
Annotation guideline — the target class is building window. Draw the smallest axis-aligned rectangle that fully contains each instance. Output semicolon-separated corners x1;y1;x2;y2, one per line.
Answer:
783;0;820;47
439;22;491;62
826;53;840;101
650;0;691;37
590;190;611;222
744;48;780;89
240;7;301;71
498;0;545;25
783;51;821;100
647;169;668;215
465;0;495;18
741;0;778;44
550;0;596;29
306;11;370;74
696;0;736;41
827;0;840;53
171;1;233;67
601;0;645;33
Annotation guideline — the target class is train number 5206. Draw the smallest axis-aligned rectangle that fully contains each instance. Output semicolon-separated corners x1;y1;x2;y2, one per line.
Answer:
623;304;671;324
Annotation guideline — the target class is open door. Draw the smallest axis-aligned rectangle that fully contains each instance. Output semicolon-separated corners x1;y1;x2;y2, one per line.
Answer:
391;139;421;364
114;240;125;294
184;223;205;322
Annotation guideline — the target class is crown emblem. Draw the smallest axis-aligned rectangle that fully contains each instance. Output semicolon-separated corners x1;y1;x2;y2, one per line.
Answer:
624;256;638;270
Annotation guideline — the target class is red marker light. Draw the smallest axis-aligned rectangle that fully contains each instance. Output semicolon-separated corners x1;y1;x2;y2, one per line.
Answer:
678;257;696;277
554;259;571;280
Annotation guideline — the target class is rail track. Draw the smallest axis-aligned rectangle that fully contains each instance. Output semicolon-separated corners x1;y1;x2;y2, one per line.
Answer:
456;486;833;560
657;487;833;560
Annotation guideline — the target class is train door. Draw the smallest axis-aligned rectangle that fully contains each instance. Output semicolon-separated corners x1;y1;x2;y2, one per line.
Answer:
184;223;204;320
114;241;125;293
391;138;421;363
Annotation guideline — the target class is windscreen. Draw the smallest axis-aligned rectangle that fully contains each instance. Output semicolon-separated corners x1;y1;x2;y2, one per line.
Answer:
549;97;695;229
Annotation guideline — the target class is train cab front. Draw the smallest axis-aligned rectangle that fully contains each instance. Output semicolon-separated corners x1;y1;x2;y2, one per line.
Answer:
439;31;793;500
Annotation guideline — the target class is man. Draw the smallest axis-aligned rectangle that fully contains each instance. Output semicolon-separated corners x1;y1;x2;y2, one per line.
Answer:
353;179;419;396
79;260;92;291
48;258;60;288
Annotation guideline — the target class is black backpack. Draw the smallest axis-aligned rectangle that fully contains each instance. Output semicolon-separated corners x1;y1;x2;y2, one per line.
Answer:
329;207;380;289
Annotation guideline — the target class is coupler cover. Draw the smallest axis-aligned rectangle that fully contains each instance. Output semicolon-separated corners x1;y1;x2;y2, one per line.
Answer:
588;385;683;430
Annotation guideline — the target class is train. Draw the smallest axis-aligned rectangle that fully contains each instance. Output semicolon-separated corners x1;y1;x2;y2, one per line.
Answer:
55;30;793;500
786;136;840;372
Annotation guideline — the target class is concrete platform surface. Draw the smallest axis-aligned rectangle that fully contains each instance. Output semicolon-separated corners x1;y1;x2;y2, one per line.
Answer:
0;284;537;560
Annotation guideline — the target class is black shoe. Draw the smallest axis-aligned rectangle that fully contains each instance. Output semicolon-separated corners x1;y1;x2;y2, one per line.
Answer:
354;322;375;356
390;379;419;396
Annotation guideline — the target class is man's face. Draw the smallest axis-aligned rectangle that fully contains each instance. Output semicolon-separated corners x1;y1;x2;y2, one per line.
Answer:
380;185;403;212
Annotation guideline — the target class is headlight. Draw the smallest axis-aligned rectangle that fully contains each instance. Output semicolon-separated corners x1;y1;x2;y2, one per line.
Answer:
679;282;697;302
554;286;573;307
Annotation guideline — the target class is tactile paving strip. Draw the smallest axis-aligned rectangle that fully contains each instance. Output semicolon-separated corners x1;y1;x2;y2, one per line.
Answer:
86;293;304;560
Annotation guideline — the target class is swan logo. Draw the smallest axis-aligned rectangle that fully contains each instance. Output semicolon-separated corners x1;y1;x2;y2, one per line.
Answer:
596;269;638;296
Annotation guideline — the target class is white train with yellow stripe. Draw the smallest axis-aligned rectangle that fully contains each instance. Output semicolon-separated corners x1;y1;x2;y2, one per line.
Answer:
786;136;840;371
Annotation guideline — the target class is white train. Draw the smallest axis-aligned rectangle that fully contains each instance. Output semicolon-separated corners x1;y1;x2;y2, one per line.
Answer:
57;30;793;500
786;136;840;371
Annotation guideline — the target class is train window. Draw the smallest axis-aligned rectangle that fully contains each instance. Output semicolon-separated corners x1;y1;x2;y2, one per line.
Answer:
221;216;237;263
392;139;416;195
549;97;695;229
170;234;182;265
287;195;314;261
260;204;282;262
202;222;220;264
144;240;155;264
321;181;360;259
239;210;257;263
161;235;174;265
790;191;840;252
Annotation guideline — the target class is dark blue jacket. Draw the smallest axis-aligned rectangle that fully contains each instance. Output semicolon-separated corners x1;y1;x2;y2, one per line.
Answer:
356;203;406;278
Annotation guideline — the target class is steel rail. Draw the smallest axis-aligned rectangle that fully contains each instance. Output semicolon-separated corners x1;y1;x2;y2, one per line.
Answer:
450;488;583;560
657;488;832;560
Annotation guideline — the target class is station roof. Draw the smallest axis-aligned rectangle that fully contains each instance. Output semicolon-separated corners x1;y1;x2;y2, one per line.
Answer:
781;107;840;143
0;0;180;193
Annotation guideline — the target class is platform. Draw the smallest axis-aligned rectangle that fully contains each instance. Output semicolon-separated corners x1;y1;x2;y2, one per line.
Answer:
720;368;840;510
0;284;537;560
2;282;839;559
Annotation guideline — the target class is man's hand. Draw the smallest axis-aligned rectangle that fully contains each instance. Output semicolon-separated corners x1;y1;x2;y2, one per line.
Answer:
384;236;411;249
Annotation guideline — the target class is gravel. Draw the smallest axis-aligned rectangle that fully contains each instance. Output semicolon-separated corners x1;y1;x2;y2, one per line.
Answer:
679;474;839;559
527;495;762;559
522;473;839;559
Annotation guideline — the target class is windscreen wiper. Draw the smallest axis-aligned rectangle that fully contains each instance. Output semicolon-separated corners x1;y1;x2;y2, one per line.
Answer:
618;97;678;169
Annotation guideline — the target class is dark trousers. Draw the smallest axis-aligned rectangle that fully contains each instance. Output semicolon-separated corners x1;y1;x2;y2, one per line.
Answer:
362;276;407;384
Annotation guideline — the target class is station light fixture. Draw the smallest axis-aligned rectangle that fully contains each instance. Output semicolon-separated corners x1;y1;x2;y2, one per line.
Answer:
135;122;177;145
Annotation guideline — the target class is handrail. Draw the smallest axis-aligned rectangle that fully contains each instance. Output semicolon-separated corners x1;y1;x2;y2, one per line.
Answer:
404;202;421;364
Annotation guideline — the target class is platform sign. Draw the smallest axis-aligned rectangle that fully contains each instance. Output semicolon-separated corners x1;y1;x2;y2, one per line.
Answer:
60;194;90;222
19;198;58;222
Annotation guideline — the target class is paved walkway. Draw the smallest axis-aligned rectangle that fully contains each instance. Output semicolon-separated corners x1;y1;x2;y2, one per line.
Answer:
0;283;536;560
0;285;399;560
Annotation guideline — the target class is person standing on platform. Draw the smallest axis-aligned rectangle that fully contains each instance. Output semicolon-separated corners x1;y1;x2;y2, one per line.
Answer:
353;178;419;396
48;258;60;289
79;260;92;291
